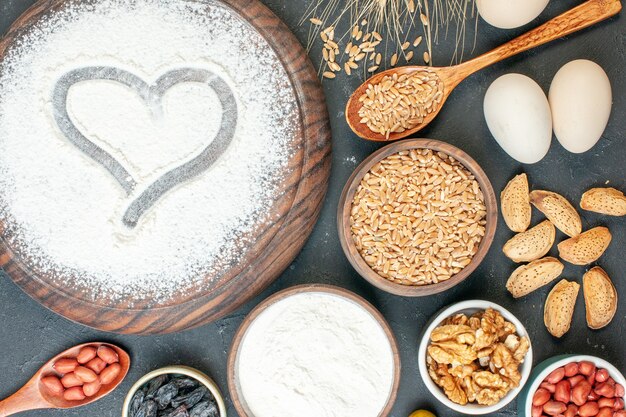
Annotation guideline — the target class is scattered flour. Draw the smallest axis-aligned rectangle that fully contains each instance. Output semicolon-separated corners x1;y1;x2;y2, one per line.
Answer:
0;0;301;306
344;155;358;165
236;291;396;417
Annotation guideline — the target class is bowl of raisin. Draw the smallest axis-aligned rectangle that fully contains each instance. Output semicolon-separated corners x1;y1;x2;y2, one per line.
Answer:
122;366;226;417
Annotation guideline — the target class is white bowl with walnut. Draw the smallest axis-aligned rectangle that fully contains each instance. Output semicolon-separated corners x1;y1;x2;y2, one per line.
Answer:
418;300;533;415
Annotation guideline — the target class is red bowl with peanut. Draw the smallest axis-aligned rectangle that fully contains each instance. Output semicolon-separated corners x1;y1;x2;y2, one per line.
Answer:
519;355;625;417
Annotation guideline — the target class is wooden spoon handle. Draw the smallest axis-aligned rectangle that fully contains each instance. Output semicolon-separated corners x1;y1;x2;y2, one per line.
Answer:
463;0;622;74
0;381;47;417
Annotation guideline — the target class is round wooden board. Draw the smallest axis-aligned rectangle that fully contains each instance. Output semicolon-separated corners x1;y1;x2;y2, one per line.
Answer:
0;0;331;334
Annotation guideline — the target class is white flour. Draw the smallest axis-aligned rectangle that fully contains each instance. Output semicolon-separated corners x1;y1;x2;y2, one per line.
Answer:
237;292;395;417
0;0;301;305
67;79;223;182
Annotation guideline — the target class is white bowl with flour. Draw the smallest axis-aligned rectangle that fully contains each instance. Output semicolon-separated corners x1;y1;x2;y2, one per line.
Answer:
228;285;401;417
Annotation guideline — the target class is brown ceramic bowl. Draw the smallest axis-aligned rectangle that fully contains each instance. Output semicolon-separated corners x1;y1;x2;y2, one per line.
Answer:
227;284;401;417
337;139;497;297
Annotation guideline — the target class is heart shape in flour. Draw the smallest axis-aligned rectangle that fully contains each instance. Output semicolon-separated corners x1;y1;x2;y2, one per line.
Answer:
52;67;237;228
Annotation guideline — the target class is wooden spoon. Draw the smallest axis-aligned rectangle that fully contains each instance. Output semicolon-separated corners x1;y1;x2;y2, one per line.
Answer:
346;0;622;141
0;342;130;417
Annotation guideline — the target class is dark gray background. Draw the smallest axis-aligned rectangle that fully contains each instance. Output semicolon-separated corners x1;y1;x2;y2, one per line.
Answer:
1;1;624;416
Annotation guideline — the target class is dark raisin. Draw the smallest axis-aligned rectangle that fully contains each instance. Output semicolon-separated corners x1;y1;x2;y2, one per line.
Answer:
202;389;215;402
155;382;179;409
172;377;198;390
157;409;174;417
171;387;208;408
145;375;169;399
160;406;189;417
136;400;158;417
189;401;219;417
130;389;145;417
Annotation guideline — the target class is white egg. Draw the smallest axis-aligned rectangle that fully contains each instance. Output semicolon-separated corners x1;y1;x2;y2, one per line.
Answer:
549;60;612;154
477;0;549;29
484;74;552;164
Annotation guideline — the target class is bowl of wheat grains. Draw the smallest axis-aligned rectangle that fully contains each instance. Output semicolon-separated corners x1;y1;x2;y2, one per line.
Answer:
338;139;497;296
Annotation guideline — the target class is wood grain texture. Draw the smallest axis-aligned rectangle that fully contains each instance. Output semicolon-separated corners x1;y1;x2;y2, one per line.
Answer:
337;139;498;297
346;0;622;142
0;0;331;334
0;342;129;417
227;284;401;417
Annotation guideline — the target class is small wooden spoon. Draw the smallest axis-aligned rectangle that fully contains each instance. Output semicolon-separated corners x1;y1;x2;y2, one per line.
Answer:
346;0;622;141
0;342;130;417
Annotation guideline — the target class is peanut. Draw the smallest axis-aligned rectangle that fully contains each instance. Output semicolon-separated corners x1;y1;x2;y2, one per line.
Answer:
86;357;107;374
555;380;571;403
614;398;625;410
588;371;597;385
596;407;613;417
578;402;599;416
74;366;98;383
543;400;567;416
564;404;578;417
533;388;552;406
588;390;601;401
595;369;610;383
579;361;597;376
61;373;83;388
83;379;102;397
564;362;580;377
77;347;97;364
100;363;121;385
547;367;566;384
541;382;557;393
569;375;586;387
53;358;78;374
97;346;119;364
598;398;615;408
572;381;593;406
532;405;543;417
41;376;64;396
615;384;625;397
63;386;85;401
594;382;616;398
615;411;626;417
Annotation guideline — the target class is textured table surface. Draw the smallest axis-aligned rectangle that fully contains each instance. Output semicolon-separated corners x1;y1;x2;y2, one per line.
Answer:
1;1;624;416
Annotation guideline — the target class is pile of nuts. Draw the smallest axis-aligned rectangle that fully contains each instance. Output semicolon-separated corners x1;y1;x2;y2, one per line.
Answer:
501;174;620;337
426;308;530;406
41;345;121;401
532;361;625;417
350;149;486;286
